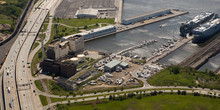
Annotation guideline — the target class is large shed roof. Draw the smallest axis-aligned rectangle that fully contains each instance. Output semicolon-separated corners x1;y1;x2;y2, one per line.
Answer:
105;60;121;68
75;9;98;16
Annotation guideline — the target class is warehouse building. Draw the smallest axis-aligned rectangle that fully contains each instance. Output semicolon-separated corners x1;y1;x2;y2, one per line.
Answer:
122;8;172;25
104;60;121;72
61;25;116;41
104;60;129;72
75;9;98;18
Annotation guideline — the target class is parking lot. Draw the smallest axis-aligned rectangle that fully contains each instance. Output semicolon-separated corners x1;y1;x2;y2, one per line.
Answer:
55;0;116;18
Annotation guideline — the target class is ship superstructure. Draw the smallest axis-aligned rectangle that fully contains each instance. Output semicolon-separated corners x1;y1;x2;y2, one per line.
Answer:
192;18;220;43
180;12;216;37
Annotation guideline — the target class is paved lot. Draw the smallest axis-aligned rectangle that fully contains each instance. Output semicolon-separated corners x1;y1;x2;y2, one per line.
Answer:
55;0;116;18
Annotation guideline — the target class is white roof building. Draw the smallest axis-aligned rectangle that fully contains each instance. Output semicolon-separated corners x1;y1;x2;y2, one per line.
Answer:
75;9;98;18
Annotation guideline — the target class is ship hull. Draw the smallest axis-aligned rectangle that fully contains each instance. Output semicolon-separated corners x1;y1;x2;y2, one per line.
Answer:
192;23;220;43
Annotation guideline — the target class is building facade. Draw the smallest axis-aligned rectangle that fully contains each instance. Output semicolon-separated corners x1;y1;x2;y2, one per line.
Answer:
40;59;77;78
47;35;84;60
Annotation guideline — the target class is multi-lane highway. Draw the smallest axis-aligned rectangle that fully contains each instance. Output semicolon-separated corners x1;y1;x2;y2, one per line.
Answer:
0;0;57;109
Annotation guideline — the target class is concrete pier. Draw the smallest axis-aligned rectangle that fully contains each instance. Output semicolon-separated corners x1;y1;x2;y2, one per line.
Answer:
179;35;220;69
85;9;188;42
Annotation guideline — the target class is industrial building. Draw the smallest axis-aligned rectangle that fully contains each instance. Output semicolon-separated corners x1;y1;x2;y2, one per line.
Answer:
61;25;116;41
75;9;98;18
40;59;77;78
104;60;129;72
47;35;84;60
122;9;172;25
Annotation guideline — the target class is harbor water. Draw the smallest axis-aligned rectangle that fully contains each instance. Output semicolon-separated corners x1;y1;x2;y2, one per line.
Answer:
85;0;220;71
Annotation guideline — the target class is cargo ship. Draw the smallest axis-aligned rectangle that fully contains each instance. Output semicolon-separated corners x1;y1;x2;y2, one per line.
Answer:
192;18;220;43
180;12;216;37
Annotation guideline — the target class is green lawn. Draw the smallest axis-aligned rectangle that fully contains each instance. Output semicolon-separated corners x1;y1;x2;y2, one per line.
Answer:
46;79;70;96
41;23;48;32
55;94;220;110
0;14;12;24
148;66;220;89
39;95;48;106
31;48;43;76
34;80;45;92
51;24;77;39
53;18;114;27
32;42;39;50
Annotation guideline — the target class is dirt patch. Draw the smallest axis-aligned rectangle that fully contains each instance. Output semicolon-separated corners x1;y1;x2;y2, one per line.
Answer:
0;33;11;42
0;24;11;30
0;1;6;5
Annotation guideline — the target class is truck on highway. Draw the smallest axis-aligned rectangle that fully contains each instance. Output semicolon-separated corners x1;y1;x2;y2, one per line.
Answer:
9;101;12;108
8;87;10;93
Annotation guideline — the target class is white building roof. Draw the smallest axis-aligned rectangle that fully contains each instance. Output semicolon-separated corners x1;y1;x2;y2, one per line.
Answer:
75;9;98;16
61;25;115;41
105;60;121;68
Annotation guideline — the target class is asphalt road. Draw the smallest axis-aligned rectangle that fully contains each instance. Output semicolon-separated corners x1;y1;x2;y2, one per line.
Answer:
0;0;57;109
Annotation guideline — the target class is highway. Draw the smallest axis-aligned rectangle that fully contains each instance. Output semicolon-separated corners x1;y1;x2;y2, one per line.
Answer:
0;0;57;109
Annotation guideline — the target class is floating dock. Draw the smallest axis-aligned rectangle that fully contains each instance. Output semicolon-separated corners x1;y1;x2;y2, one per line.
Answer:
85;9;188;42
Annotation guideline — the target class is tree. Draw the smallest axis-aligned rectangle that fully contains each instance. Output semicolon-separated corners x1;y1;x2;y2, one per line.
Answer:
94;90;97;94
181;91;186;95
80;91;83;96
171;66;180;74
177;90;181;95
52;73;56;80
121;86;124;91
84;25;88;29
73;91;77;97
66;93;69;98
114;87;116;92
67;100;70;105
109;95;113;100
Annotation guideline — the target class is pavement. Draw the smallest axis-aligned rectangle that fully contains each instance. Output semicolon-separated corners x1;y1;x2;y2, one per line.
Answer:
115;0;123;24
0;0;58;109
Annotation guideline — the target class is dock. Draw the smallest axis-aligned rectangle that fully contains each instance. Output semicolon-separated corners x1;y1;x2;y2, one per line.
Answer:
179;35;220;69
115;0;123;24
85;9;188;42
150;36;193;63
116;40;157;55
114;36;193;64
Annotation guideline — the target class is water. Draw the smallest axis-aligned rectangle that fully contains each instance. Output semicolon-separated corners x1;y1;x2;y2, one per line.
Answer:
198;53;220;72
85;0;220;69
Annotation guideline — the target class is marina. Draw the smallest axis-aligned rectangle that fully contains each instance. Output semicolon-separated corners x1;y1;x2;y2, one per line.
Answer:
115;36;194;64
84;9;188;42
116;40;157;55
